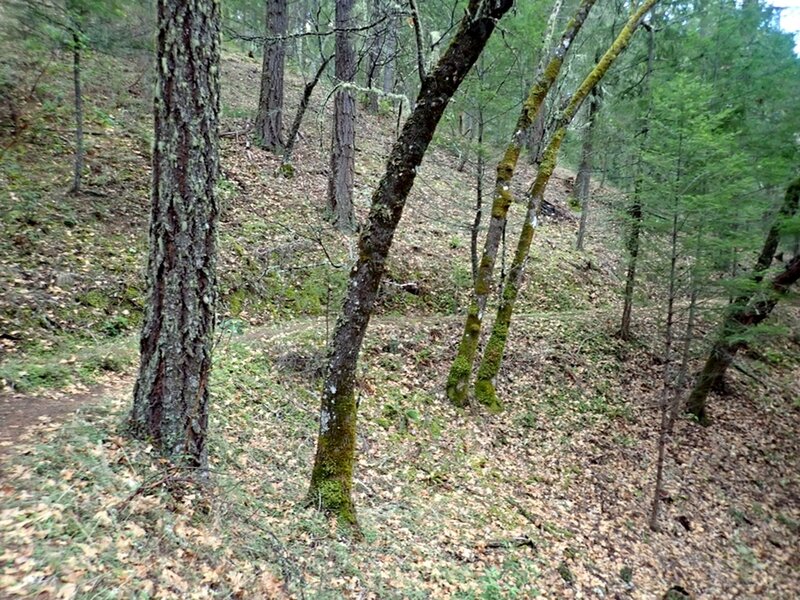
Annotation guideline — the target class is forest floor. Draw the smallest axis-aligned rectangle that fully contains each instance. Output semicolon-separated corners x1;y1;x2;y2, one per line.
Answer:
2;48;800;599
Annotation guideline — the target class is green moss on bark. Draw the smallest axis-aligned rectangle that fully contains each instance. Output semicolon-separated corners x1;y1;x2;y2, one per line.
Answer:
446;353;472;407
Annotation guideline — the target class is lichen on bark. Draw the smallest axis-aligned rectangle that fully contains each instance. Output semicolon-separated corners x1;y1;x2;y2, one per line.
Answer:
130;0;221;469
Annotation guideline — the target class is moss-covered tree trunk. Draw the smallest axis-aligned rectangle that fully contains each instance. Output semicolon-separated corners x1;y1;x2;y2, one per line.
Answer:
254;0;287;152
686;176;800;424
308;0;514;530
474;0;659;409
575;85;600;250
130;0;220;469
446;0;597;409
327;0;357;233
525;0;563;166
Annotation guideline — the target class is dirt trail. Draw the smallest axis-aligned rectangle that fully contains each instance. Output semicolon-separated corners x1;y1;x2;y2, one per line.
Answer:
0;308;610;456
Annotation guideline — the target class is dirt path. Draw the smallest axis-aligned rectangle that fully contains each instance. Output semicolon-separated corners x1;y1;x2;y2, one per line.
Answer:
0;308;611;457
0;377;134;456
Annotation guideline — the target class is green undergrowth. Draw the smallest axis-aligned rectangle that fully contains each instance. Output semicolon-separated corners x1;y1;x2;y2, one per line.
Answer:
0;336;136;393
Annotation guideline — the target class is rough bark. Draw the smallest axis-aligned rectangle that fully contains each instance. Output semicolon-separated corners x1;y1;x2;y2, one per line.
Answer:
686;176;800;424
308;0;514;530
327;0;357;233
575;85;600;250
620;24;655;341
473;0;659;409
130;0;220;469
70;29;83;194
446;0;598;409
254;0;287;152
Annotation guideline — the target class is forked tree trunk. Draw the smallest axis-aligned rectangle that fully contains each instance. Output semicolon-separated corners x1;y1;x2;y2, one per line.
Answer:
307;0;514;531
473;0;659;409
446;0;598;409
130;0;221;469
575;85;600;250
255;0;287;152
327;0;357;232
686;176;800;424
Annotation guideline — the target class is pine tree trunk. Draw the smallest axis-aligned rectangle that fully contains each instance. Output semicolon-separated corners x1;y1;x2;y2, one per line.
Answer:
575;86;600;250
686;176;800;424
307;0;514;530
130;0;221;469
70;29;83;194
327;0;357;233
473;0;659;409
254;0;287;152
446;0;598;408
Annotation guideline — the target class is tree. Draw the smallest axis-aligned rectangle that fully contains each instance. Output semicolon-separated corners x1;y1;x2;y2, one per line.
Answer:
254;0;287;152
686;176;800;425
307;0;514;531
129;0;221;469
472;0;659;410
446;0;598;408
327;0;357;233
574;82;600;250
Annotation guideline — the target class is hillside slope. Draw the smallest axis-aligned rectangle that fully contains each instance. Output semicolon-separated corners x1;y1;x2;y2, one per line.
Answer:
1;48;799;599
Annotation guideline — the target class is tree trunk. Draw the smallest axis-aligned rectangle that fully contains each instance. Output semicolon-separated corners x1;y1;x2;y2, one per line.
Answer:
279;54;332;177
446;0;598;409
365;0;385;114
130;0;221;469
382;9;396;95
526;0;563;165
686;176;800;424
473;0;659;409
471;107;485;284
70;29;83;194
254;0;287;152
575;86;600;250
620;24;655;341
307;0;514;531
327;0;357;233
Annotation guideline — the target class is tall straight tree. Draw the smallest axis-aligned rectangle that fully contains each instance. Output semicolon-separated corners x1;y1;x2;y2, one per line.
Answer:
446;0;598;408
254;0;287;152
327;0;357;232
307;0;514;531
130;0;220;468
473;0;659;410
574;83;601;250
